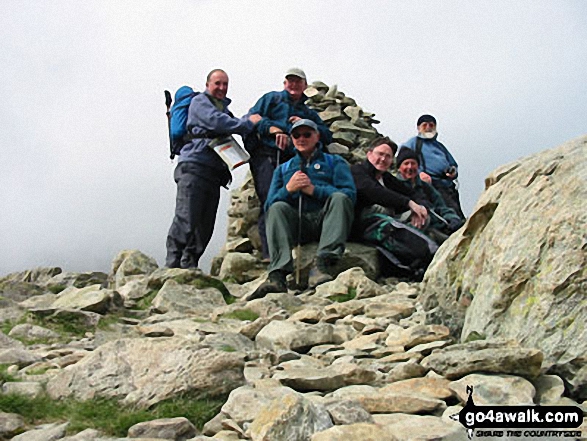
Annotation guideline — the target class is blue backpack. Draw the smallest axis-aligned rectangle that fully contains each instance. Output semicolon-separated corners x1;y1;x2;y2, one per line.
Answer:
164;86;199;160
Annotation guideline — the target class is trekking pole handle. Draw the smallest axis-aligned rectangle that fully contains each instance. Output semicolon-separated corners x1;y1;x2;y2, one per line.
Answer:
164;90;172;111
164;90;174;160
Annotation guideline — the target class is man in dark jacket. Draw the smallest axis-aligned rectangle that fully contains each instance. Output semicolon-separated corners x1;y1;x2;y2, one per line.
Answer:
245;68;332;259
166;69;261;269
396;147;464;244
352;137;428;227
250;119;355;299
351;137;437;279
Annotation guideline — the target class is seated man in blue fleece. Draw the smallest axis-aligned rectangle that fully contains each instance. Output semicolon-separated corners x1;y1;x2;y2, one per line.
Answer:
245;68;332;260
250;119;355;299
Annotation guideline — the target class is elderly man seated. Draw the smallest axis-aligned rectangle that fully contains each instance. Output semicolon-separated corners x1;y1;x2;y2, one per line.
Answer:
396;147;464;244
351;137;438;279
250;119;356;299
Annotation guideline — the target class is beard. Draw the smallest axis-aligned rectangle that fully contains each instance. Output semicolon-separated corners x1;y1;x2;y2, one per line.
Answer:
420;130;437;139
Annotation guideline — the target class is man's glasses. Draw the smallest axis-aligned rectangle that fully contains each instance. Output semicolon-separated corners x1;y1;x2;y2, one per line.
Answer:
292;131;314;139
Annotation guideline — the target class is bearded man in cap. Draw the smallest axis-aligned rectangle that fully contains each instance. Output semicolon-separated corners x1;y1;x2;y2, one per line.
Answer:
245;68;332;260
396;147;464;244
401;114;465;220
250;119;354;299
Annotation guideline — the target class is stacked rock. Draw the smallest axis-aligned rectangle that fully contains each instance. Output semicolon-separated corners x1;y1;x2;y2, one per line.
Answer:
305;81;381;163
211;82;384;279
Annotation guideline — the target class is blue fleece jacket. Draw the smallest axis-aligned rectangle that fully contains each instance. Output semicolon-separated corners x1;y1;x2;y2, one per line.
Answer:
248;90;332;156
179;92;254;171
265;145;356;213
401;134;458;187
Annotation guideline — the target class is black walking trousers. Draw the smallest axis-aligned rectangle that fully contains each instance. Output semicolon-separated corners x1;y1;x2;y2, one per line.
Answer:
165;162;220;269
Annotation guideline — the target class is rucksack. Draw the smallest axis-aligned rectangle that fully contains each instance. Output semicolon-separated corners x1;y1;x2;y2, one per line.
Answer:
164;86;199;160
362;212;438;281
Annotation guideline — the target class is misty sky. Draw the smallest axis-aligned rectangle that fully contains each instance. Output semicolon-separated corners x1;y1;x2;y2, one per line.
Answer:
1;0;585;276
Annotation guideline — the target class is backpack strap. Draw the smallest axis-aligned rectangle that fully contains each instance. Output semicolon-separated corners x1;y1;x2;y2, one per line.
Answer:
415;137;426;171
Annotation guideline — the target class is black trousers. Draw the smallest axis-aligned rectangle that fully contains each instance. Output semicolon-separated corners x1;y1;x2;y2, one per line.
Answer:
249;150;283;259
433;181;466;220
166;162;220;269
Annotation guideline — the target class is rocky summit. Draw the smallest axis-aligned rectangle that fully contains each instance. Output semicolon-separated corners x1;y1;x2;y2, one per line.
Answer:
0;126;586;439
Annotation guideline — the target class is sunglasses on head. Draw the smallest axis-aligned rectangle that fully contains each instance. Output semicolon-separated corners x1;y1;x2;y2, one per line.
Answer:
291;131;314;139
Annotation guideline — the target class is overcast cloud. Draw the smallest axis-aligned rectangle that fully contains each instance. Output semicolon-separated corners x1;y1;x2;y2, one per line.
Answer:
1;0;585;275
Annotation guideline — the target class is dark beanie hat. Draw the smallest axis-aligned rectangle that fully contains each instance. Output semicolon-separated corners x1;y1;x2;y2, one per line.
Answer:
417;114;436;126
396;147;419;166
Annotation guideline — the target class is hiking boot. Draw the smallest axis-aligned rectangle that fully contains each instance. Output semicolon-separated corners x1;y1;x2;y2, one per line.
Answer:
249;271;287;300
308;260;334;288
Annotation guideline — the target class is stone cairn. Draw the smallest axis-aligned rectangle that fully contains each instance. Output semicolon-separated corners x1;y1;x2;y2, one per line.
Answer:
211;81;384;281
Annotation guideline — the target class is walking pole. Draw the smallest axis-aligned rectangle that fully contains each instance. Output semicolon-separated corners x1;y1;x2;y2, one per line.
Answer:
429;208;450;226
295;194;302;285
164;90;174;160
295;159;306;285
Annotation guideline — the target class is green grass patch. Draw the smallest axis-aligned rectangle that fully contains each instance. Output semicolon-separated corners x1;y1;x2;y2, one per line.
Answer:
223;293;237;305
0;316;28;336
96;313;124;331
219;345;236;352
47;284;67;294
328;287;357;303
24;366;53;376
29;313;87;338
14;336;59;346
151;273;235;305
0;392;226;437
221;309;259;322
221;276;239;284
464;331;485;342
134;289;159;311
0;364;19;384
1;317;66;345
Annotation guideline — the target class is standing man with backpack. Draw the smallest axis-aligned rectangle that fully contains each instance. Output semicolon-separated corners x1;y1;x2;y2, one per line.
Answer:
166;69;261;269
401;115;465;220
245;68;332;260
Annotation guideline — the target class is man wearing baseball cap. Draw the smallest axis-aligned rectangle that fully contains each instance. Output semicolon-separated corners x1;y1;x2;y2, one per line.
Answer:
250;119;355;299
245;68;332;260
401;115;465;220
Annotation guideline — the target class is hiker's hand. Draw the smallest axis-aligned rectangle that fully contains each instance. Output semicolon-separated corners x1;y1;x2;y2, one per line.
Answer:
289;116;302;124
448;217;464;232
249;114;262;125
445;166;457;179
419;171;432;184
275;133;290;151
300;182;315;196
408;200;428;229
286;171;311;193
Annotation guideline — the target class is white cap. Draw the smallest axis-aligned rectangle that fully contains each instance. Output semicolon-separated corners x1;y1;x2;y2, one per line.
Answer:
285;67;307;80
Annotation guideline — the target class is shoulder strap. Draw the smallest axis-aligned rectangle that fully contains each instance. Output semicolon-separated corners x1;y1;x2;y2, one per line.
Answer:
415;137;426;171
